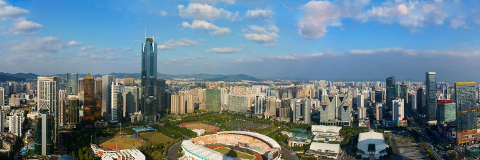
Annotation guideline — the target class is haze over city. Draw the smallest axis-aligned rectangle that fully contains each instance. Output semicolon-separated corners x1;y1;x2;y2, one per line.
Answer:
0;0;480;81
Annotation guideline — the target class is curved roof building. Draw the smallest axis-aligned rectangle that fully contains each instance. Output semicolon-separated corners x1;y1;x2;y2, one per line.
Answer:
357;131;387;159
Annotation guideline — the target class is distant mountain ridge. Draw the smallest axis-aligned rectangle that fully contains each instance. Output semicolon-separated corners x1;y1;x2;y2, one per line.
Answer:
0;72;262;82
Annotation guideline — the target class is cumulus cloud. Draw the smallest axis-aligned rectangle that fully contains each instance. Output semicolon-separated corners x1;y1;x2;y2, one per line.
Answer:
182;20;231;36
150;10;168;16
158;38;200;50
243;25;280;46
0;1;30;21
81;45;95;51
189;0;235;4
67;41;82;46
245;9;274;19
298;0;477;39
178;3;239;21
9;36;63;53
205;47;242;53
9;20;42;35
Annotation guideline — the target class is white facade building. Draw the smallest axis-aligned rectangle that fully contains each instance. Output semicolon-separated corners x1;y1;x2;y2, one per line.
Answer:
357;131;387;159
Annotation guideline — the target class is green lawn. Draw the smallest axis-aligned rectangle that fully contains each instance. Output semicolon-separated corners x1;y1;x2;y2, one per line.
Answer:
139;132;173;144
214;147;255;160
222;120;243;128
98;137;141;149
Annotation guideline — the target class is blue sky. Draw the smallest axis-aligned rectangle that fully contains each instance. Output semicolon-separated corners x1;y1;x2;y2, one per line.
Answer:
1;0;480;81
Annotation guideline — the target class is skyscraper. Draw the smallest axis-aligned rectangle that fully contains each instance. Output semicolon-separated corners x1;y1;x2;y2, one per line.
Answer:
111;82;124;123
102;75;115;120
426;72;437;121
123;86;139;117
84;73;95;123
437;100;455;124
67;95;79;126
417;88;426;114
386;76;396;110
9;113;22;137
206;89;221;112
34;110;54;156
186;93;194;114
304;99;311;124
254;95;265;115
66;73;78;96
141;36;159;123
265;96;277;118
392;98;404;121
0;110;4;132
455;82;477;146
0;87;4;106
37;76;59;148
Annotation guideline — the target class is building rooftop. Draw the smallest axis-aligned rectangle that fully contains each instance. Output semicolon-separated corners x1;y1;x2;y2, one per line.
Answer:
311;125;342;133
310;142;340;153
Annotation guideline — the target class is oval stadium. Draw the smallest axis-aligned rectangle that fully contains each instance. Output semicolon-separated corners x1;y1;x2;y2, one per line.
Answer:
181;131;281;160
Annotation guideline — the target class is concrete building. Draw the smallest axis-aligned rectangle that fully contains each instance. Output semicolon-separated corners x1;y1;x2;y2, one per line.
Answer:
123;78;135;86
227;94;249;114
8;114;21;137
206;89;221;112
392;98;404;121
170;93;180;114
186;93;195;114
357;131;387;159
375;103;383;121
265;96;276;118
0;110;4;132
311;125;342;142
37;76;58;148
306;142;340;159
254;95;265;115
304;99;311;124
0;87;4;106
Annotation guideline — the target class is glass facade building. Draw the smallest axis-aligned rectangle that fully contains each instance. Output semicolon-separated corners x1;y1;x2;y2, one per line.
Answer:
67;95;79;125
34;112;54;155
426;72;437;120
83;73;95;123
437;100;455;124
386;76;396;110
206;89;221;112
455;82;477;146
66;73;78;96
141;37;159;123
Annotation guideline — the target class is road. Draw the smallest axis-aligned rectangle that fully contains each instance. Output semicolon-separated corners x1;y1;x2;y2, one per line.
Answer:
167;141;182;160
281;146;298;160
405;109;447;160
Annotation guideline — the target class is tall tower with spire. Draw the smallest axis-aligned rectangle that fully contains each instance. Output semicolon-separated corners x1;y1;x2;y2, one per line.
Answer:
141;34;159;123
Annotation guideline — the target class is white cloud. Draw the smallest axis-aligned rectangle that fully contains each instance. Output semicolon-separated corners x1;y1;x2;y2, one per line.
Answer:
67;41;82;46
178;3;239;21
243;25;280;46
260;52;324;60
9;36;63;53
182;20;231;36
0;1;30;21
298;21;327;39
158;38;200;50
81;45;95;51
150;10;168;16
189;0;235;4
124;47;132;51
99;48;117;52
9;20;42;35
245;9;274;19
205;47;242;53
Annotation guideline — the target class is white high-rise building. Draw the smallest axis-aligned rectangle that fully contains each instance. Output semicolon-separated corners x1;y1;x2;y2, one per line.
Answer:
254;95;265;115
9;114;21;137
102;75;115;120
392;98;404;121
358;107;367;119
357;94;364;108
37;76;59;148
111;82;124;123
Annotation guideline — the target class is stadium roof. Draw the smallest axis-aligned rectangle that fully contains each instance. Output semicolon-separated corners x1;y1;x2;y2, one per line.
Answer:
217;131;281;149
311;125;342;133
182;140;235;160
357;131;387;153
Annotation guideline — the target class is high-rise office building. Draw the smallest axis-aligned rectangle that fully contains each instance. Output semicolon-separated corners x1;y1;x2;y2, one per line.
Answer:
94;78;102;97
206;89;221;112
386;76;396;110
84;73;95;123
304;99;311;124
102;75;115;120
58;89;66;126
254;95;265;115
9;114;22;137
265;96;276;118
78;78;84;101
0;110;4;132
417;88;426;114
392;98;404;121
34;110;54;155
291;99;301;123
141;36;160;123
426;72;437;121
455;82;477;146
37;76;59;148
67;95;79;126
375;102;383;121
0;87;5;106
111;82;124;123
123;86;139;117
437;100;455;124
400;82;408;104
66;73;78;96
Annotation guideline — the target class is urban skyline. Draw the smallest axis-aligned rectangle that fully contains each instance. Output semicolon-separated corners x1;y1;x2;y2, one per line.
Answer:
0;0;480;82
